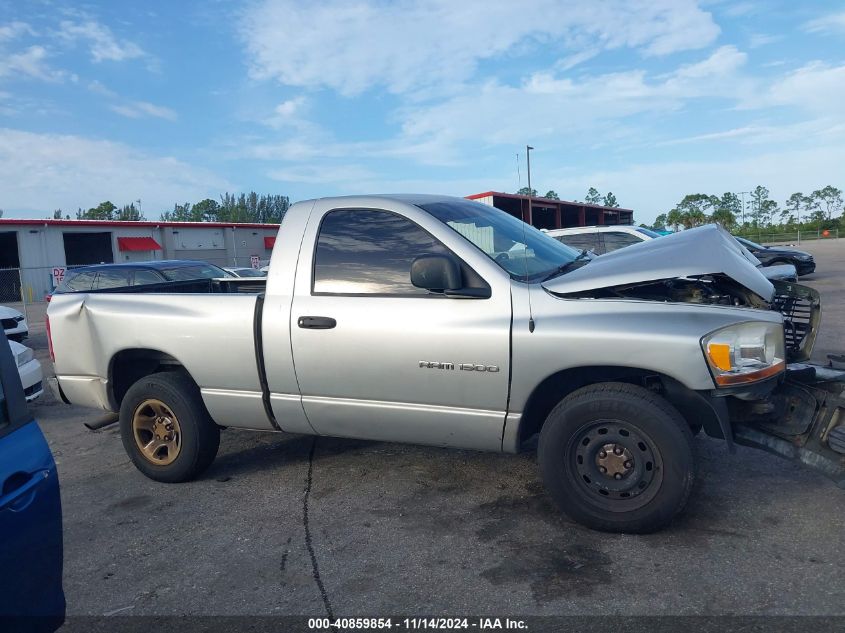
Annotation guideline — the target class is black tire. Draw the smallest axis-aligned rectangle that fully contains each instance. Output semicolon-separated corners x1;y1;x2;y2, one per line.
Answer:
538;382;695;533
119;371;220;483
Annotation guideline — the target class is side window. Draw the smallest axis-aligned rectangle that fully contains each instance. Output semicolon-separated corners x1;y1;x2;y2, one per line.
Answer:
61;270;97;291
555;233;599;252
313;209;452;295
601;231;642;253
94;269;131;289
133;269;164;286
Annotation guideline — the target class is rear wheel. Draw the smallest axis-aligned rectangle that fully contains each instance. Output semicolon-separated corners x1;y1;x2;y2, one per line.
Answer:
119;372;220;483
538;382;695;533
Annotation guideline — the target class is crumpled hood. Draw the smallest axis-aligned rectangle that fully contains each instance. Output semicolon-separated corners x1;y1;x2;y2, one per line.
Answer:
542;224;775;302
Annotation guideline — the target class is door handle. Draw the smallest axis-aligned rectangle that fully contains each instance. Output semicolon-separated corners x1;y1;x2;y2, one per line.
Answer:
0;469;50;511
297;316;337;330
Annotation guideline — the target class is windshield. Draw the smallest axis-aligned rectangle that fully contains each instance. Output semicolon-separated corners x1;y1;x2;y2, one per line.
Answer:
159;263;229;281
636;227;662;239
736;237;764;250
418;199;580;281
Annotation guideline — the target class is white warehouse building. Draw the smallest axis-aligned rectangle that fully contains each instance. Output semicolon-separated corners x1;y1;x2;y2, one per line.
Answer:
0;218;280;302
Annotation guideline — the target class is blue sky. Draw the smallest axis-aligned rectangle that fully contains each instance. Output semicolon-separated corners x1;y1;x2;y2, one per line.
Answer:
1;0;844;222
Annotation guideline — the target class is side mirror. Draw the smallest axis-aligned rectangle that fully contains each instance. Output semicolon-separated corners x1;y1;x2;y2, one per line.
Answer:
410;254;462;291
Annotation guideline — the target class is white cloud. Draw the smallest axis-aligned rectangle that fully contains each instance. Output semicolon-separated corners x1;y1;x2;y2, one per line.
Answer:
804;11;845;35
240;0;719;95
0;21;35;42
57;20;145;63
390;46;748;162
0;128;232;216
0;45;68;81
762;61;845;114
109;101;177;121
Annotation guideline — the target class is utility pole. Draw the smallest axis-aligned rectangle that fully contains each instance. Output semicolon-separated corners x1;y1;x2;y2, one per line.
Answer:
526;145;534;226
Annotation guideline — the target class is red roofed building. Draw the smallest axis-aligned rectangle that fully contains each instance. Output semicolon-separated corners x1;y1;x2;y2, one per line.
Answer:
466;191;633;230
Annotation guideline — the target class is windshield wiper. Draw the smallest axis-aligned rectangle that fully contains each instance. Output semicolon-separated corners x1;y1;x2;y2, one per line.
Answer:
541;249;591;282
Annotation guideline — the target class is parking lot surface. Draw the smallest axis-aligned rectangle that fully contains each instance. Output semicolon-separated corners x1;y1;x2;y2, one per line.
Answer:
25;239;845;617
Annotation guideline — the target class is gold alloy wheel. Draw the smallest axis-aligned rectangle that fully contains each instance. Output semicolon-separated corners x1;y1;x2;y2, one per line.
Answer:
132;399;182;466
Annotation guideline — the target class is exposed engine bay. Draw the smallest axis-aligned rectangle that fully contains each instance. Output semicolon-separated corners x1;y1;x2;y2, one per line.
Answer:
559;274;767;308
556;274;820;363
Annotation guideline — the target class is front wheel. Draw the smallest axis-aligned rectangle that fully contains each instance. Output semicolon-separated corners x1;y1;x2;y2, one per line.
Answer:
538;382;695;533
119;371;220;483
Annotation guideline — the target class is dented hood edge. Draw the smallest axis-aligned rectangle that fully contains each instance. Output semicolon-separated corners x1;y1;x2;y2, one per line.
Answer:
542;224;775;302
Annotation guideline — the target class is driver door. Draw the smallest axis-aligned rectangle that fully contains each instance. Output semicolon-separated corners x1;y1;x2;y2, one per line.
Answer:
289;201;512;451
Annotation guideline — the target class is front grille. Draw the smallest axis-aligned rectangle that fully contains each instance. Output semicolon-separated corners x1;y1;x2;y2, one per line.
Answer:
24;381;43;397
771;283;820;362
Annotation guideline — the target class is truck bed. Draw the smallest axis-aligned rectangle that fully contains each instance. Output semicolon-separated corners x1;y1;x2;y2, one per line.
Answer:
47;286;274;431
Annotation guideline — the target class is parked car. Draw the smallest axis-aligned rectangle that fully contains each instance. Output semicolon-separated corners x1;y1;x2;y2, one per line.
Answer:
0;332;65;630
48;195;844;534
10;340;43;402
223;266;267;278
0;305;28;342
734;237;816;276
548;225;798;282
48;260;233;299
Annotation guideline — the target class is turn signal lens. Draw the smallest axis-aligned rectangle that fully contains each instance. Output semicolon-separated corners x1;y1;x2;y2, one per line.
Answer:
707;343;732;371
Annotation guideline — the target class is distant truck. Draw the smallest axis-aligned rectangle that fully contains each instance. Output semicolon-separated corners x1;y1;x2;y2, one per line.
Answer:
47;195;845;533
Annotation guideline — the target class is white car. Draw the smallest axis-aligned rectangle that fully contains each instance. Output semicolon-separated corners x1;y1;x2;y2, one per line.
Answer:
547;225;798;282
10;339;43;401
223;266;267;278
1;305;28;342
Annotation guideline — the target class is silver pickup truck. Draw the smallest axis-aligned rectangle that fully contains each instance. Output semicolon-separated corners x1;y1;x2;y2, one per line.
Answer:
47;194;845;533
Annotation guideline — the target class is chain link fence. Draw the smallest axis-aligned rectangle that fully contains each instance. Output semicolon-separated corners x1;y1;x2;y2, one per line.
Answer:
733;228;840;245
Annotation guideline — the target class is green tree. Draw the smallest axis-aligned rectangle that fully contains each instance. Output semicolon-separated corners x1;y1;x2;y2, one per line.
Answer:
77;201;117;220
760;199;779;227
602;191;619;208
811;185;843;221
666;208;683;232
749;185;770;227
516;187;538;196
653;213;668;230
676;194;715;228
115;203;144;221
784;192;805;226
584;187;601;205
543;190;560;200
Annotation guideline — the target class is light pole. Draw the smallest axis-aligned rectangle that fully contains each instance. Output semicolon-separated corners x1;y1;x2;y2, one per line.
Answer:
736;191;751;230
526;145;534;226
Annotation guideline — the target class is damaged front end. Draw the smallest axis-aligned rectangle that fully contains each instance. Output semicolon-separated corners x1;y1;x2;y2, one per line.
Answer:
730;365;845;488
541;224;843;486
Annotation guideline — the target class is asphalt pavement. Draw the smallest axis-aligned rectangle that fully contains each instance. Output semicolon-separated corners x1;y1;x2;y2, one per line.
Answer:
22;238;845;618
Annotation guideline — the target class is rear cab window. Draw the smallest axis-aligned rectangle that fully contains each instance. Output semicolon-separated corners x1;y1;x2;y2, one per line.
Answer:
57;270;97;292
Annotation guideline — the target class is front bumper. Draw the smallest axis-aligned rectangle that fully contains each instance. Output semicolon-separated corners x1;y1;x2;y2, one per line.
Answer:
795;260;816;276
18;357;44;402
730;363;845;488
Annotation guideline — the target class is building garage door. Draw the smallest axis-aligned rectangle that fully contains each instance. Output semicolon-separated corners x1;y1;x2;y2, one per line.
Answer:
0;232;21;302
63;232;114;266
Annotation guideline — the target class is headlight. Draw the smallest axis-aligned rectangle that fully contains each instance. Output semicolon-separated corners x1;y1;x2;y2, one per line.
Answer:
702;322;785;386
16;347;34;368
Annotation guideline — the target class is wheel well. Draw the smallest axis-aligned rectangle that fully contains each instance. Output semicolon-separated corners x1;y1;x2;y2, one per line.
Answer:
518;366;724;446
109;349;189;410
